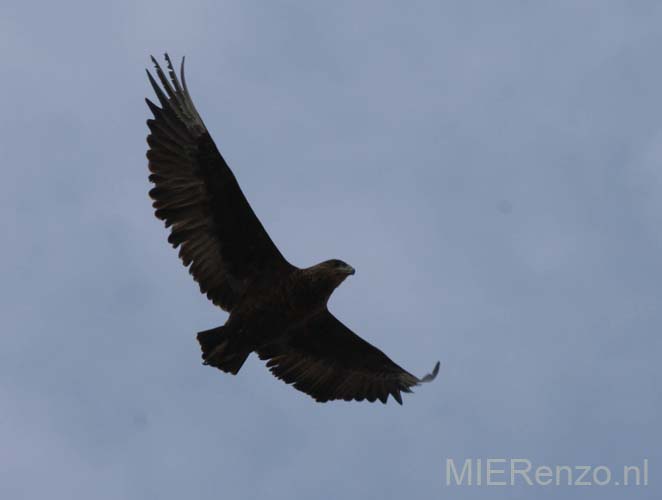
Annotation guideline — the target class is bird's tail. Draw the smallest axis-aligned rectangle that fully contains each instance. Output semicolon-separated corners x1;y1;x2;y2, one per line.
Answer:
197;326;252;375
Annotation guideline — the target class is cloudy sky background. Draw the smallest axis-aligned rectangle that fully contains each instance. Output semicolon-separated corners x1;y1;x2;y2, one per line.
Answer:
2;1;661;498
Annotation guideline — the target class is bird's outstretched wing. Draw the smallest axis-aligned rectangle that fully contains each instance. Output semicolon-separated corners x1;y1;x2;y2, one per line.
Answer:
257;310;440;404
145;54;293;311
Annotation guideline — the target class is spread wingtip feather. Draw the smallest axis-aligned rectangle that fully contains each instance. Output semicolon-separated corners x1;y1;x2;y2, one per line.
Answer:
419;361;440;384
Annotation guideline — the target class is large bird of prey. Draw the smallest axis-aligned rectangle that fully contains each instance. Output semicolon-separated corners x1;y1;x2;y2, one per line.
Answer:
145;54;439;404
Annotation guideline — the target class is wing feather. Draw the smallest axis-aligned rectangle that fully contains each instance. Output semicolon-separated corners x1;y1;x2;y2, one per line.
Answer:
257;310;439;404
145;54;293;311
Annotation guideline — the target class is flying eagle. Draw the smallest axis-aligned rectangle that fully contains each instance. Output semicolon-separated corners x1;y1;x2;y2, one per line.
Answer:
145;54;439;404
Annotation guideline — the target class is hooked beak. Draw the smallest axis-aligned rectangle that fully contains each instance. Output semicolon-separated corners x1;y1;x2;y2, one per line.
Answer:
341;265;356;276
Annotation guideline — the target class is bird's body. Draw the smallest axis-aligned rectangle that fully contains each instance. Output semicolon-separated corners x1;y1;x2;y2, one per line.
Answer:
145;54;438;404
198;261;358;380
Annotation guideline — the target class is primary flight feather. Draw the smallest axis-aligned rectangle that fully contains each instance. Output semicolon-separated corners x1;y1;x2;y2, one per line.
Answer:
145;54;439;404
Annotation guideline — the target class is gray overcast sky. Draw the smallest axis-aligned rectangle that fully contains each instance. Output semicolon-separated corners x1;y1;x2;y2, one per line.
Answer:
2;1;661;499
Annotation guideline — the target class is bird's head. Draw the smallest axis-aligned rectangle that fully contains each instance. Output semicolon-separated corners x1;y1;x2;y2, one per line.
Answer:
305;259;356;289
322;259;356;279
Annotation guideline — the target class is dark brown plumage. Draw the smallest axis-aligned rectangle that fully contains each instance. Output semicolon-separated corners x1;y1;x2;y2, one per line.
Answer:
145;54;439;404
